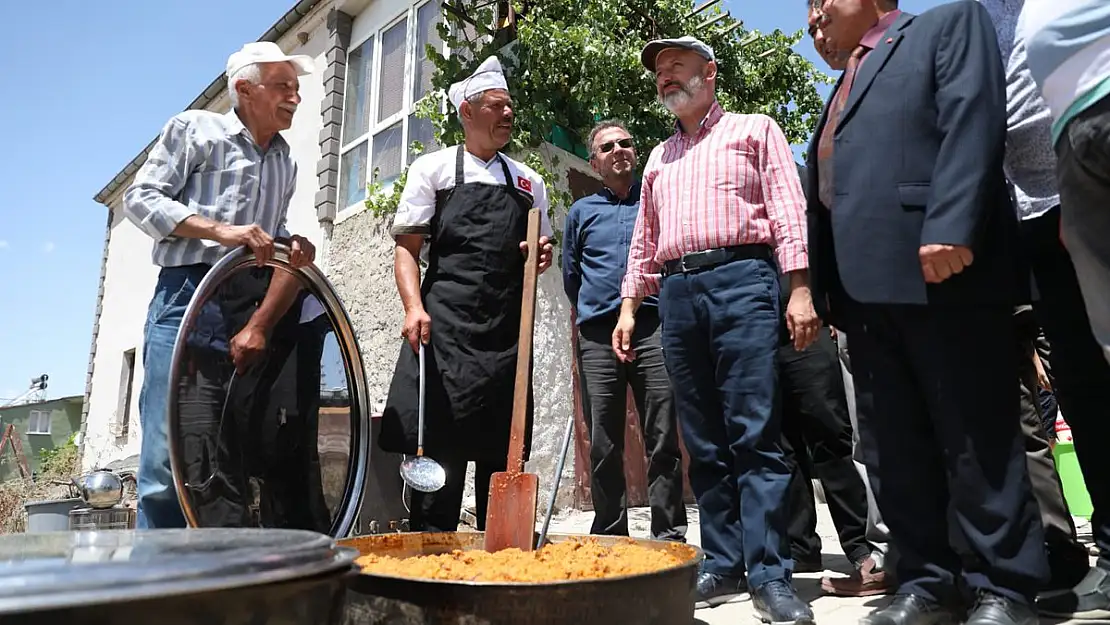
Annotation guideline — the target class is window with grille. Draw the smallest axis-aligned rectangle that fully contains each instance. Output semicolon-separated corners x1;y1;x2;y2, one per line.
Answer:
338;0;450;216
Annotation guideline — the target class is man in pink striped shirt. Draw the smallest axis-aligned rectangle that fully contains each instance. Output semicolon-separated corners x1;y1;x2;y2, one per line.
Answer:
614;35;819;625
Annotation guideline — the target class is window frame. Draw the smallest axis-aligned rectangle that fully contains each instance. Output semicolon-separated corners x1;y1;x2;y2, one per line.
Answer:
27;410;51;436
337;0;451;222
114;348;136;438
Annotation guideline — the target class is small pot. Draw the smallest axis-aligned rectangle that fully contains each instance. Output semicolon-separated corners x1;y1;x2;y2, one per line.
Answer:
0;528;357;625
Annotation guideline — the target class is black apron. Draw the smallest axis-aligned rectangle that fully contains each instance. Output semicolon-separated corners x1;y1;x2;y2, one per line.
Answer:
380;146;535;463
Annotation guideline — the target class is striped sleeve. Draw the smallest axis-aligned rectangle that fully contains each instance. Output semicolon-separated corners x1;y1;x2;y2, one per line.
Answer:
757;116;809;273
123;115;202;241
621;146;664;299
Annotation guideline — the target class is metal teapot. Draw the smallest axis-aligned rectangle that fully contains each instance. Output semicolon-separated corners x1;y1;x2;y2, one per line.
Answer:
72;470;123;509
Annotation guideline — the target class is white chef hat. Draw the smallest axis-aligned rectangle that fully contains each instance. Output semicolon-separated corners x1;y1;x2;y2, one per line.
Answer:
448;56;509;111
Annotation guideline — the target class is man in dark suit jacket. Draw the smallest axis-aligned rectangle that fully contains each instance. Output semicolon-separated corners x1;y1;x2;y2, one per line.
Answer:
806;1;1048;624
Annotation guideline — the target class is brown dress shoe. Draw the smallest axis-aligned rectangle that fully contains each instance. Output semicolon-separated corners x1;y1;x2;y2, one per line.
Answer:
821;555;895;597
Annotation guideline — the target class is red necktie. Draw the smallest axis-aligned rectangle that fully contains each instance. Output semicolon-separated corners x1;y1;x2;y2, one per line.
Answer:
817;45;868;210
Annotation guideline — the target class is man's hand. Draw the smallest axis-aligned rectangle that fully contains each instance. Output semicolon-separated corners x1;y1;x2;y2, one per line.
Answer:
289;234;316;268
229;323;267;374
1033;351;1052;391
919;244;974;284
612;313;637;363
786;286;820;350
521;236;554;274
402;307;432;352
217;224;274;267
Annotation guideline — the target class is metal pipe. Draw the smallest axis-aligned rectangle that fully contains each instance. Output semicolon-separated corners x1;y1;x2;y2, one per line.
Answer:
685;0;721;19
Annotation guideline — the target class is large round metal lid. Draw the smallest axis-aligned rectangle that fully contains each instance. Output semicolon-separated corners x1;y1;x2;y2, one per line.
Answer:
0;528;355;615
167;244;370;538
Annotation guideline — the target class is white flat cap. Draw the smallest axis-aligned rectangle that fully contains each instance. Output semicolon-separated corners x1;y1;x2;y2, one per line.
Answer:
226;41;314;78
447;56;509;110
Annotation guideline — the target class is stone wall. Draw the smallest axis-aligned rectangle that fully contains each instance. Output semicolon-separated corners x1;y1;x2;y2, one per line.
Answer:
326;143;600;518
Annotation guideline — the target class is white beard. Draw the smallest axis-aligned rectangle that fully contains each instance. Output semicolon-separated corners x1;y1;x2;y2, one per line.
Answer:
661;74;706;114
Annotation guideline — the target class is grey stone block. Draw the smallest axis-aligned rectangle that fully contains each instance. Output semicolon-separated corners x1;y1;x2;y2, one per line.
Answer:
318;169;339;190
319;124;341;145
324;64;345;85
320;92;344;116
320;106;343;129
323;75;346;99
315;186;337;208
316;153;340;176
326;46;347;66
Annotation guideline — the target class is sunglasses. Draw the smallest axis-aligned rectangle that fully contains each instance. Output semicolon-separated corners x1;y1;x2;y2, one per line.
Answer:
593;138;634;158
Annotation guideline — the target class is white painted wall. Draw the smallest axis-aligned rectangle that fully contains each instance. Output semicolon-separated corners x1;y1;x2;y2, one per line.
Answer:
81;200;159;470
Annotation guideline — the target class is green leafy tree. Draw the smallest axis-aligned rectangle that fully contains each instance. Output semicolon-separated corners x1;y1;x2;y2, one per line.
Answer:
367;0;830;231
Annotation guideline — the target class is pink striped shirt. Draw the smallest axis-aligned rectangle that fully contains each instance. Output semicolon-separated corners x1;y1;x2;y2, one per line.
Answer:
620;101;809;299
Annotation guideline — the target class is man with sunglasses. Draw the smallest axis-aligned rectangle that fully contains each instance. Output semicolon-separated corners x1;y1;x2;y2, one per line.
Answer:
562;121;688;555
617;36;819;624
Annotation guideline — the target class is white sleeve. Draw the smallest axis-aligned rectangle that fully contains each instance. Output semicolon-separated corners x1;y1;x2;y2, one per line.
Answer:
390;155;437;238
532;176;554;238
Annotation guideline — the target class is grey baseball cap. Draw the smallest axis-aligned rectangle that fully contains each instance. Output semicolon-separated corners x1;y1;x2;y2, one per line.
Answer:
640;36;716;72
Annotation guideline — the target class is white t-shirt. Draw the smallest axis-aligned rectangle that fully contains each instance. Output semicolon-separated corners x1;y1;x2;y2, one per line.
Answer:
390;145;554;239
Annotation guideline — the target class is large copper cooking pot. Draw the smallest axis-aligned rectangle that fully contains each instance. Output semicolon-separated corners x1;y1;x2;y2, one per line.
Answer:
340;532;703;625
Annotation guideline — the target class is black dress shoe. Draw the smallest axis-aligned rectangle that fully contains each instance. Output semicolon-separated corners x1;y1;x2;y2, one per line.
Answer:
694;571;748;608
966;593;1037;625
751;579;815;625
860;594;958;625
1038;565;1110;619
1043;542;1093;594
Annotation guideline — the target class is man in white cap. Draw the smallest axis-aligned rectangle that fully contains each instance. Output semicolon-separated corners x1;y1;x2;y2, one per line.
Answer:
123;41;317;528
616;36;818;623
379;56;555;532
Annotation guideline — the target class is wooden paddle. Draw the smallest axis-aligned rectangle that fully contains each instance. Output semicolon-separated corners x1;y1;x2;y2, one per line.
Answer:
484;207;542;553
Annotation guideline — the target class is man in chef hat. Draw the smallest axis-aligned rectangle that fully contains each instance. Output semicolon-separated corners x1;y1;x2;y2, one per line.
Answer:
379;56;556;532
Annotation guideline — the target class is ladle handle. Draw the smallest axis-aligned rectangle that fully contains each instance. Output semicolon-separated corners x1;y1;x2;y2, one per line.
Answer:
417;342;426;457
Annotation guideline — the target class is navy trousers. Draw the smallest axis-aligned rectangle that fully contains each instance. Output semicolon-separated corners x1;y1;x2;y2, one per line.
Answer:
658;257;791;587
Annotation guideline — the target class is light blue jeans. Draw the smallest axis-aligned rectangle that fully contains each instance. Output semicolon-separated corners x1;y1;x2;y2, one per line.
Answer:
135;265;210;529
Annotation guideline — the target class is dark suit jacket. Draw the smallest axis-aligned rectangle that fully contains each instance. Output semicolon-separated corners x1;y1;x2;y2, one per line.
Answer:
804;1;1024;327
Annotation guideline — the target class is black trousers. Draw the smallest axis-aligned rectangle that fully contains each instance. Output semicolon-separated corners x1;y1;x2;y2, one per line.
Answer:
848;302;1048;604
409;455;506;532
1020;204;1110;568
576;310;687;540
780;327;873;566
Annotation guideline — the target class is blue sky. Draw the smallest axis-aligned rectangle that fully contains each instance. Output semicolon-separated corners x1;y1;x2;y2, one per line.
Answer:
0;0;947;403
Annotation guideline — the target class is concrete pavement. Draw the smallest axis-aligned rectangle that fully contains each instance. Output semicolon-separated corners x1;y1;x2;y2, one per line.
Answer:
541;502;1105;624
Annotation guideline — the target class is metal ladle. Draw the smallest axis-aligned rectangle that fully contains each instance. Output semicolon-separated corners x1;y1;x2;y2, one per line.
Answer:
399;343;447;493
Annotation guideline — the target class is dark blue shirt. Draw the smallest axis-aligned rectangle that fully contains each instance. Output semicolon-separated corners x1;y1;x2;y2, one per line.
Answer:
562;181;658;325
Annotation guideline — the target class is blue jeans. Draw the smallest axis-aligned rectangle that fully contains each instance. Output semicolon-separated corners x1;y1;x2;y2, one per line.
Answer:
136;265;210;529
657;257;790;587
